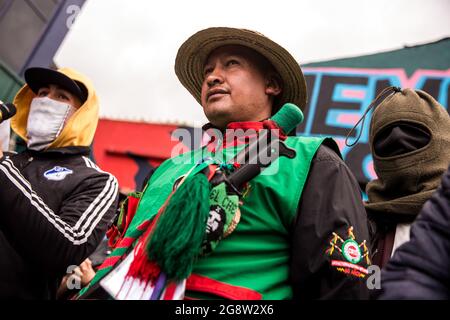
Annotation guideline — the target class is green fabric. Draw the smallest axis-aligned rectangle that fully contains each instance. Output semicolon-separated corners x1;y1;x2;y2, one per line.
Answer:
147;172;211;281
80;152;215;296
82;136;327;299
202;182;240;255
189;136;325;299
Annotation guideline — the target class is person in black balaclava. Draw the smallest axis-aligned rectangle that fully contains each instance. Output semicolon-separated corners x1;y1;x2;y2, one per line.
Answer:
365;87;450;269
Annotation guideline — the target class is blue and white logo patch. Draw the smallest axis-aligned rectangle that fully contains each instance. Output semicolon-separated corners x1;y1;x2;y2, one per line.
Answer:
44;166;73;181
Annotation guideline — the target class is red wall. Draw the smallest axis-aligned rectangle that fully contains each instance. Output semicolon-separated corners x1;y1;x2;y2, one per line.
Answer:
92;119;187;192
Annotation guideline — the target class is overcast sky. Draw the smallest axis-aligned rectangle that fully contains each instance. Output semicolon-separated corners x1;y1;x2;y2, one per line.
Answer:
55;0;450;126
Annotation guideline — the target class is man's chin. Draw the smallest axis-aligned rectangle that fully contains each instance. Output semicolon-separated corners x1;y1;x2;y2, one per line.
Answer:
204;110;234;129
207;120;229;130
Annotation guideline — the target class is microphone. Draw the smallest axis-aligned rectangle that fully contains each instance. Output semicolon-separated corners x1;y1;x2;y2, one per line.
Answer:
216;103;304;192
0;102;17;123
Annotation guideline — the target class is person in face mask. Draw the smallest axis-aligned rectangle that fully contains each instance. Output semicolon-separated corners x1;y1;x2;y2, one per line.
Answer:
365;87;450;271
26;83;82;150
0;67;119;299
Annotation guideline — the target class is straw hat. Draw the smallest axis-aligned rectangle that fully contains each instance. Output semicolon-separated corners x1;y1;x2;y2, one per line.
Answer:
175;27;307;112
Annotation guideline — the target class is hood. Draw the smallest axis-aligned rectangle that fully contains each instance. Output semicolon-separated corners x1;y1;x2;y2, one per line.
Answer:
11;67;99;149
365;88;450;220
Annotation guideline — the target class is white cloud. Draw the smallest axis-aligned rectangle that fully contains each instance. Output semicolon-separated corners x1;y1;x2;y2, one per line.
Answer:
55;0;450;125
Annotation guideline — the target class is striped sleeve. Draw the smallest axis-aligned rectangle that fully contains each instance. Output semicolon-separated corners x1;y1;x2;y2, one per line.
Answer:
0;156;119;274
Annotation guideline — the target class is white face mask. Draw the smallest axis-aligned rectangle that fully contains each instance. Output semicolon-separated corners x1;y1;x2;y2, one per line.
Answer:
26;97;77;151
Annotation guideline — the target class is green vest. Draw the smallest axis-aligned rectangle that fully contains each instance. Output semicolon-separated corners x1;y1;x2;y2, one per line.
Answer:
85;136;328;299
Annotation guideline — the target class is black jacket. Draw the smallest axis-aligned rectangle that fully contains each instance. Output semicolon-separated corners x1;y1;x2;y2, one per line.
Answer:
379;165;450;300
291;144;370;300
0;147;119;299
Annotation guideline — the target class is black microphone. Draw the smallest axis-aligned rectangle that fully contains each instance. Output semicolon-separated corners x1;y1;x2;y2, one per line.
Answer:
0;102;16;123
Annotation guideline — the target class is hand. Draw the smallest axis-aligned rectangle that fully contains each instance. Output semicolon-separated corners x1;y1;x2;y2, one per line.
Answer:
57;258;97;298
75;258;96;287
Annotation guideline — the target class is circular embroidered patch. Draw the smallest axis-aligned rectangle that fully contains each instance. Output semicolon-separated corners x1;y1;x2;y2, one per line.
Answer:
342;239;362;264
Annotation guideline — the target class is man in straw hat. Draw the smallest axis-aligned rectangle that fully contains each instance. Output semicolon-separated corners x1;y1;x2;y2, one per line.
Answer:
81;27;370;300
0;67;119;299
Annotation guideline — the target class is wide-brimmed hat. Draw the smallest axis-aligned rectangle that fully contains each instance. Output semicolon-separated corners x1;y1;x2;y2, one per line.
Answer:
175;27;307;112
24;67;88;103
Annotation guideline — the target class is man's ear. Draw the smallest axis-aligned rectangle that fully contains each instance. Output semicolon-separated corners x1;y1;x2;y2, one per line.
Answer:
265;73;282;97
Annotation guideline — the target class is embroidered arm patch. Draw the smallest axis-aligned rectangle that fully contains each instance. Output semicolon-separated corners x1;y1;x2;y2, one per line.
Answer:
325;226;371;279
